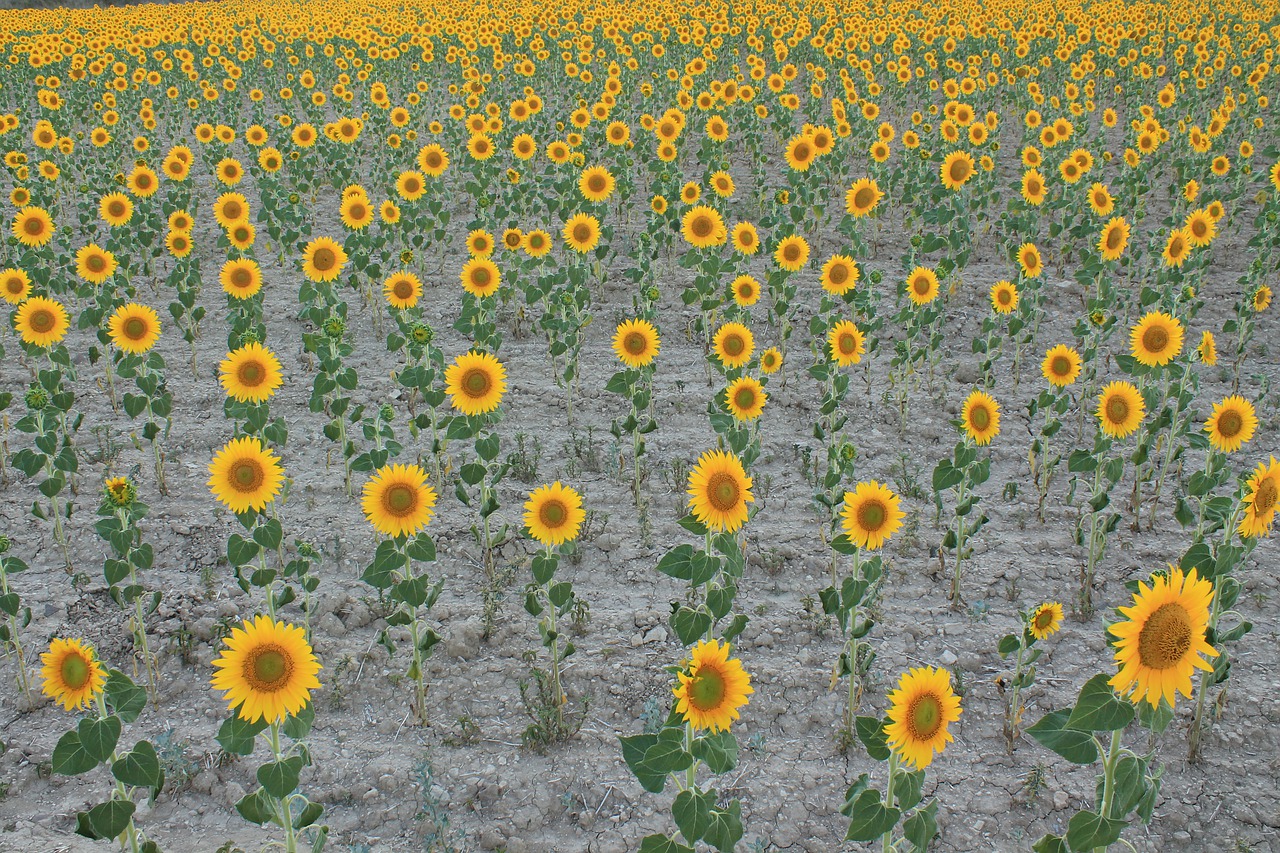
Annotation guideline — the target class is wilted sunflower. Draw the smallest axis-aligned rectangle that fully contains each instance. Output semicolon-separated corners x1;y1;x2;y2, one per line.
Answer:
884;666;962;769
445;351;506;415
41;638;106;711
302;237;348;283
821;255;859;295
75;243;118;285
1041;344;1082;387
1198;331;1218;365
220;258;263;299
961;390;1000;445
107;303;161;354
730;274;761;307
14;296;69;347
1109;567;1217;708
773;234;810;272
1098;217;1130;261
828;320;865;367
687;448;754;533
712;322;754;369
672;639;753;733
1239;456;1279;538
1097;381;1145;438
211;615;321;723
1130;311;1184;367
524;481;585;546
845;178;882;217
13;205;55;246
563;212;601;253
990;280;1018;313
1204;395;1257;453
1255;286;1272;312
840;480;905;550
0;268;30;304
1028;602;1064;640
681;204;727;248
460;257;500;298
220;342;284;403
940;150;975;190
906;266;940;306
208;436;285;513
725;375;767;420
362;463;438;538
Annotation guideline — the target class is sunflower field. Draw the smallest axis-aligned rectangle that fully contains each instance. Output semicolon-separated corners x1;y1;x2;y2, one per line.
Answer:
0;0;1278;849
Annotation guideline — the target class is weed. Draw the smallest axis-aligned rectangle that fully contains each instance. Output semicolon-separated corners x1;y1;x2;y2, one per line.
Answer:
507;433;542;484
443;715;481;747
520;667;588;752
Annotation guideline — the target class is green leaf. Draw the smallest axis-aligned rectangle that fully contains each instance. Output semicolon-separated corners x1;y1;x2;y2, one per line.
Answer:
294;799;324;830
641;727;693;775
704;800;744;853
53;730;99;776
1110;754;1146;818
655;544;696;581
1028;710;1098;764
669;606;712;646
531;553;558;585
112;741;163;792
1064;809;1125;852
1032;834;1067;853
1066;674;1134;732
997;634;1021;656
637;835;694;853
620;734;666;793
893;768;925;812
692;730;737;774
78;716;122;764
104;669;148;723
258;756;304;799
217;714;268;756
672;787;714;844
855;716;891;761
235;787;278;825
283;701;316;741
903;799;939;851
84;799;136;840
844;786;901;842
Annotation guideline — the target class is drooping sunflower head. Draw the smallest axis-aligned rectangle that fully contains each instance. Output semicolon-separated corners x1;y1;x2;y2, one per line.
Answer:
208;435;285;514
1197;331;1217;366
1204;395;1257;454
840;480;905;550
563;212;601;253
445;350;507;416
362;462;438;538
524;481;586;546
828;320;865;367
961;389;1000;445
1254;285;1272;313
1130;311;1184;367
460;257;501;298
884;665;962;769
681;204;727;249
107;302;161;354
1041;344;1082;387
219;342;284;403
906;266;940;306
773;234;810;272
41;637;106;712
1239;456;1279;538
1096;381;1146;439
211;614;322;723
1028;602;1064;640
673;638;753;733
302;237;348;283
15;296;69;347
1109;566;1218;708
821;255;859;295
687;448;754;533
990;280;1019;314
724;375;767;421
712;322;754;369
845;177;882;218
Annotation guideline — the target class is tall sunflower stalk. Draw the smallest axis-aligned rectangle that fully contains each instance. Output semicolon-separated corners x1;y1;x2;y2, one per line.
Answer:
97;476;161;699
933;390;997;609
12;377;77;573
997;602;1061;751
0;536;32;701
606;318;660;508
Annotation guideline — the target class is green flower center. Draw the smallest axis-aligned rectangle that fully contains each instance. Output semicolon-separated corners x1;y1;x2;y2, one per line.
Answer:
250;648;289;688
61;653;90;690
123;317;147;340
384;483;417;516
462;368;491;398
688;666;726;711
910;694;942;739
539;499;567;528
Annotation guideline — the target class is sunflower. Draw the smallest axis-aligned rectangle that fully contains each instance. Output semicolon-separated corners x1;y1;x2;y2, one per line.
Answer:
1254;286;1272;312
0;268;30;304
384;271;423;309
730;222;759;255
1041;345;1082;387
578;165;615;202
1098;217;1130;261
107;303;161;354
1204;395;1257;453
687;448;754;533
712;322;754;369
884;666;962;770
166;230;193;258
455;257;499;299
467;134;494;160
613;318;660;367
840;480;905;550
339;193;374;230
466;229;495;257
524;481;586;546
1097;381;1145;439
990;280;1018;313
1184;208;1216;247
724;376;766;420
220;342;284;403
40;638;106;711
1020;169;1046;205
523;229;552;257
681;205;727;249
1109;567;1217;708
961;390;1000;445
672;639;753;733
1028;602;1064;640
1239;457;1279;538
417;143;449;176
220;258;263;299
821;255;859;295
227;221;255;250
75;243;118;285
845;178;883;217
710;171;735;198
1163;228;1191;267
784;133;816;171
759;347;782;374
216;157;244;185
13;205;55;246
1130;311;1184;367
773;234;810;272
445;351;506;415
208;436;285;513
563;212;601;253
1017;243;1042;279
127;165;158;197
213;192;249;228
731;274;761;307
940;150;975;190
906;266;940;306
362;463;438;538
302;237;348;283
828;320;865;367
502;229;524;252
396;170;426;201
211;615;321;723
1197;331;1217;366
14;296;69;347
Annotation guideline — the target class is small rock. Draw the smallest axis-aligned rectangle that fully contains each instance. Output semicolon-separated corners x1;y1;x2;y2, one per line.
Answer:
1053;791;1070;811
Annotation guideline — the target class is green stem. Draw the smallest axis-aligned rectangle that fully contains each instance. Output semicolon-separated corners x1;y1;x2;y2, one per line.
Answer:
1095;729;1125;853
269;721;299;853
950;475;969;609
882;750;900;853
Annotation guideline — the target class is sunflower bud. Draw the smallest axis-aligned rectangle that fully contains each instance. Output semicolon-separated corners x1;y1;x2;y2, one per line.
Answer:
400;250;413;264
0;534;9;553
323;316;346;340
379;404;395;422
410;322;434;344
24;385;49;410
646;286;661;302
104;476;137;508
1090;310;1107;326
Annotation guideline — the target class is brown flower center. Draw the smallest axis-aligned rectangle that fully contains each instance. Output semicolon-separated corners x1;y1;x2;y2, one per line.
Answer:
1137;603;1193;670
706;471;741;512
624;332;647;355
854;187;875;209
462;367;491;398
1051;356;1072;377
312;248;336;271
690;215;713;238
539;498;567;529
123;317;148;340
24;216;45;235
1141;324;1170;355
245;646;291;691
857;498;886;532
29;309;55;333
383;483;418;516
1217;409;1243;438
1105;394;1130;425
238;359;265;387
688;665;726;711
230;458;265;492
969;404;991;430
733;387;757;410
1254;479;1277;515
1106;226;1124;250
